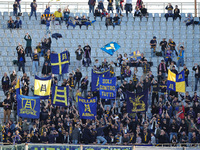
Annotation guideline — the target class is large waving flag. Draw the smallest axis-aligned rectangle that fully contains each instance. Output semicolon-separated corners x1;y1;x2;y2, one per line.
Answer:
99;77;116;99
167;70;185;93
34;76;51;99
91;69;110;91
17;95;40;119
51;85;69;107
129;50;141;61
51;51;69;75
101;42;120;56
126;90;148;113
78;96;97;120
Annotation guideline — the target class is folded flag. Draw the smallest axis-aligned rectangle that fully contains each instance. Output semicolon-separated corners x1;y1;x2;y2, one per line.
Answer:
129;50;141;61
101;42;120;56
167;69;185;93
67;17;76;28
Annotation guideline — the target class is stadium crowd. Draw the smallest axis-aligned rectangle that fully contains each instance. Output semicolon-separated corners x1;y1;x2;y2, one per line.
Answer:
1;0;200;147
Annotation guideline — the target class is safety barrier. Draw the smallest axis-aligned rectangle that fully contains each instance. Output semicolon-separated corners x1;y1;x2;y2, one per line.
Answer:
0;143;200;150
0;1;199;17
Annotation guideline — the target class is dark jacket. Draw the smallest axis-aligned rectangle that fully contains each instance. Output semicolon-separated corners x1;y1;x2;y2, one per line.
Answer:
75;49;84;60
81;78;89;90
48;133;59;143
71;128;80;141
193;65;200;78
52;33;62;40
75;72;82;81
42;65;51;75
83;128;92;144
158;133;169;143
17;51;26;63
2;76;9;86
24;35;32;47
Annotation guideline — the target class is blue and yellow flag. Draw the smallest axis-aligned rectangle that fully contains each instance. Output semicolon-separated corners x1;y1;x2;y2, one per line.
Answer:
85;20;96;26
91;69;110;91
167;70;185;93
17;94;40;119
78;96;97;120
67;17;76;28
99;77;116;99
126;90;148;113
129;50;141;61
51;51;69;75
51;85;69;107
15;78;22;95
101;42;120;56
34;75;51;99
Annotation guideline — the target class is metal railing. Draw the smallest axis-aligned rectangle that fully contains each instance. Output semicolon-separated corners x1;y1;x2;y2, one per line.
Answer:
0;1;199;17
0;143;200;150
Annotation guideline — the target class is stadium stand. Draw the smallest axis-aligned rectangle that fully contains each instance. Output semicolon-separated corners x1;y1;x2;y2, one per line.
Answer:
0;0;200;147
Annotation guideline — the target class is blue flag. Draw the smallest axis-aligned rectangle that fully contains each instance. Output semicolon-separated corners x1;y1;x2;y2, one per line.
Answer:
78;96;97;120
17;95;40;119
51;85;69;107
67;17;76;27
101;42;120;56
99;77;116;99
91;69;110;91
51;51;69;75
126;90;148;113
129;50;141;61
85;20;96;26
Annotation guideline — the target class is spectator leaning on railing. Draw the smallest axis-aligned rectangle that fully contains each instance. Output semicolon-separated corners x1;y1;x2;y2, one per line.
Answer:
165;3;174;21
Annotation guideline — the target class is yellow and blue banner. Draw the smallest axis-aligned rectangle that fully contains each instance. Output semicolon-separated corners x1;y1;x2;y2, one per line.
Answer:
15;78;22;95
91;69;110;91
101;42;120;56
17;94;40;119
78;96;97;120
167;70;185;93
126;90;148;113
51;51;69;75
67;17;76;28
34;75;51;99
99;77;116;99
51;85;69;107
85;20;96;26
129;50;141;61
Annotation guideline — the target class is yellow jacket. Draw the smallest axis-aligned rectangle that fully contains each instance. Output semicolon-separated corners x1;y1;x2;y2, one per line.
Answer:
54;11;62;18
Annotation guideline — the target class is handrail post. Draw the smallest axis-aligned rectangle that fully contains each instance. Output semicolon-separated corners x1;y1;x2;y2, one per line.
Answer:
25;143;28;150
80;144;83;150
133;145;135;150
181;3;183;14
8;2;9;13
195;0;197;17
77;3;78;13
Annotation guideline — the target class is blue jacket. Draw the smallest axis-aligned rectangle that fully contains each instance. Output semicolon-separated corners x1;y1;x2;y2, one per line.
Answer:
52;33;62;40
